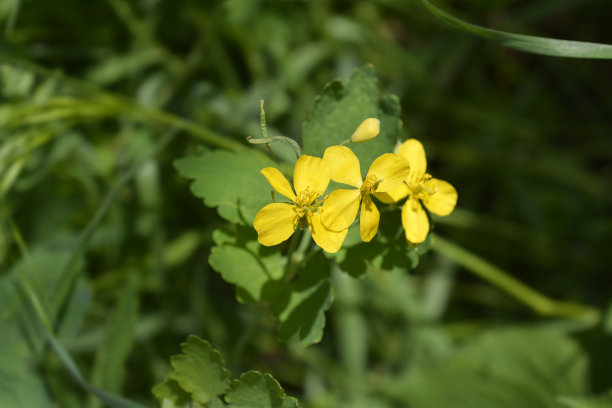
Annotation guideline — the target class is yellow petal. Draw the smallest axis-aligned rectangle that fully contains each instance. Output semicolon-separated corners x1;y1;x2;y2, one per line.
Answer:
359;194;380;242
401;197;429;244
260;167;297;202
321;188;361;231
374;182;409;204
293;155;330;199
322;146;362;188
253;203;298;246
366;153;411;193
308;212;348;253
350;118;380;143
396;139;427;182
422;178;457;216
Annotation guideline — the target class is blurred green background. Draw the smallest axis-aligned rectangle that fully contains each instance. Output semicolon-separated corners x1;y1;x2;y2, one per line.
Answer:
1;0;611;407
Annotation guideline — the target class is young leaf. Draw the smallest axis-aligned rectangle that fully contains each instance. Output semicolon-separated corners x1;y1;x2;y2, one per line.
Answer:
302;65;401;174
420;0;612;59
225;371;298;408
169;336;230;405
174;149;276;225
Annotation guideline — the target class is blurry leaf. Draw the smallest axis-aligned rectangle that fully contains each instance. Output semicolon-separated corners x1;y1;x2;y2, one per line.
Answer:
302;64;401;174
0;248;86;407
420;0;612;59
152;379;191;408
174;149;276;225
209;225;286;303
87;48;164;86
272;251;333;347
89;280;139;405
603;302;612;335
225;371;298;408
398;328;588;408
169;336;230;405
162;231;201;268
559;392;612;408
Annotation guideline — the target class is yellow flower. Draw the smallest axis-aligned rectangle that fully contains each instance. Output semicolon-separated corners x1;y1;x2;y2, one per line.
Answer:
350;118;380;143
376;139;457;244
321;146;410;242
254;155;348;253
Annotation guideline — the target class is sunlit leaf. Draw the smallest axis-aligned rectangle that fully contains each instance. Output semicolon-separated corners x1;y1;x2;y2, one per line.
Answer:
174;149;276;225
209;225;286;303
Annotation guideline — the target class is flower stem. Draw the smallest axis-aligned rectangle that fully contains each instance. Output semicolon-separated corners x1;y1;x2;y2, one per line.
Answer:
431;234;600;326
247;135;303;158
284;228;312;282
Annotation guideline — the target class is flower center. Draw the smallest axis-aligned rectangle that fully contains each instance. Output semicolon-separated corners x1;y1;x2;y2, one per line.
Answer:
360;174;380;195
409;173;436;200
293;188;322;225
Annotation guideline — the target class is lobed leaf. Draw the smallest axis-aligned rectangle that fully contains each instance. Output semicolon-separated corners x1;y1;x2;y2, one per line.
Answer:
209;225;286;303
169;336;230;405
302;65;401;175
272;251;333;347
225;371;298;408
174;149;276;225
335;211;431;277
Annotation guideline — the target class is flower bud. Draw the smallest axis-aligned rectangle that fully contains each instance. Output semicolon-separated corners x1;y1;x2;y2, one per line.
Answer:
350;118;380;143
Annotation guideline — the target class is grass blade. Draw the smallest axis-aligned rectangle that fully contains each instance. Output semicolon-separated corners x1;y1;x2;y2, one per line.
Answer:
420;0;612;58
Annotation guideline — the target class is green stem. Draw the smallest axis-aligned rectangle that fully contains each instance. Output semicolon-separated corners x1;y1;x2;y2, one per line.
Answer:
284;229;312;283
247;135;302;158
431;234;600;325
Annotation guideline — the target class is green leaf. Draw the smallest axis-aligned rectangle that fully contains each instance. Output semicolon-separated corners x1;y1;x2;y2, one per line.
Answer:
209;225;286;303
335;211;430;277
398;328;588;408
169;336;230;405
559;393;612;408
174;149;276;225
89;279;139;403
151;379;191;408
209;226;331;346
420;0;612;59
0;248;86;408
225;371;298;408
272;251;333;347
302;65;401;174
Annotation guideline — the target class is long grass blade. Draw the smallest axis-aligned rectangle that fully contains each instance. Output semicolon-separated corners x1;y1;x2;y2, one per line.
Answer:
420;0;612;59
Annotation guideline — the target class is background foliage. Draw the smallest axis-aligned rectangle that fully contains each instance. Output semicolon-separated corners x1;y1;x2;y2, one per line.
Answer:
1;0;611;407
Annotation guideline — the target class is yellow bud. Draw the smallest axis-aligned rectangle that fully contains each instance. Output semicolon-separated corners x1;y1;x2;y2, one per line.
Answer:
350;118;380;143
